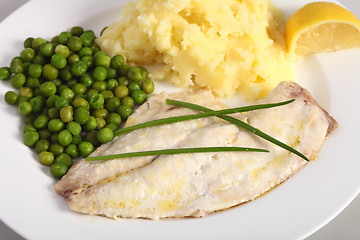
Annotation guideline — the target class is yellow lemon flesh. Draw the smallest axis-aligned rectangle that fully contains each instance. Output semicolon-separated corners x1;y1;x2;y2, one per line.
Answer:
286;2;360;56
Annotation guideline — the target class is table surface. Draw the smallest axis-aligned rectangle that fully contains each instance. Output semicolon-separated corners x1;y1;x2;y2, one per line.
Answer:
0;0;359;239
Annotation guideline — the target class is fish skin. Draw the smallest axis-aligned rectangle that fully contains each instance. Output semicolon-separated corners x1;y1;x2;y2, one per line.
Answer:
55;81;337;220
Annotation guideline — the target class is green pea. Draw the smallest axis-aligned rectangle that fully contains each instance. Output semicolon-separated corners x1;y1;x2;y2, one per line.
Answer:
50;162;68;179
23;37;34;48
78;141;94;157
106;78;118;91
51;36;59;44
83;116;98;131
20;48;35;62
24;113;36;124
74;106;90;124
29;97;44;114
28;64;42;78
80;32;95;47
39;81;57;97
0;67;11;80
55;44;70;58
67;54;80;65
51;78;62;88
26;77;40;89
117;77;129;86
66;79;78;88
65;144;78;158
131;89;148;105
35;139;50;153
39;42;55;57
58;130;72;146
22;62;30;75
110;54;125;69
118;64;130;77
23;123;36;133
10;57;23;74
105;97;121;112
117;105;132;119
106;68;117;80
48;119;65;133
92;66;107;81
78;47;92;57
34;114;49;129
72;83;87;95
85;130;100;147
46;95;59;108
95;118;106;130
17;96;30;106
50;133;58;143
10;73;26;89
80;55;94;69
4;91;18;105
114;85;129;99
89;93;104;110
31;37;47;52
23;130;39;147
94;55;111;68
92;81;106;91
121;96;135;108
89;43;99;53
70;26;84;36
55;153;73;167
80;73;93;87
60;87;75;101
58;31;72;45
49;143;64;157
39;151;54;166
66;121;81;136
141;79;154;94
97;127;114;144
67;36;83;52
70;61;87;77
100;90;114;100
106;112;121;126
58;67;71;82
55;96;69;109
17;101;32;115
106;123;118;132
86;89;98;100
72;97;89;109
128;82;141;93
33;55;47;65
92;108;108;119
42;64;59;80
51;53;67;69
38;128;51;139
60;106;73;123
71;134;83;145
18;87;33;99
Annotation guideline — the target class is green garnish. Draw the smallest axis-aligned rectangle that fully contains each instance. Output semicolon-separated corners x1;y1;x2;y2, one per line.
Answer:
113;99;294;136
166;99;309;161
85;147;269;161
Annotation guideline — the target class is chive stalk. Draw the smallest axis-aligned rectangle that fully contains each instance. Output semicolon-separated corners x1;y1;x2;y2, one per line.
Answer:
113;99;294;136
166;99;309;161
85;147;269;161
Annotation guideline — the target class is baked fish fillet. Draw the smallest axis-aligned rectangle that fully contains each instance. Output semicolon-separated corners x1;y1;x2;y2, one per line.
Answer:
55;81;337;220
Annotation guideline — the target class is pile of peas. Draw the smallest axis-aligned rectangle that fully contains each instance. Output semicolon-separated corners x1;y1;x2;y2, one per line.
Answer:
0;26;154;179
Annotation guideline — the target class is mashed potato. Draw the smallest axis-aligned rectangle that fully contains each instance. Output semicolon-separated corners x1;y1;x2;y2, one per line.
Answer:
96;0;295;100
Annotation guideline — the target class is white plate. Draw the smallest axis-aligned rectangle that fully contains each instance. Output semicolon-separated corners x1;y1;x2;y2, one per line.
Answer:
0;0;359;239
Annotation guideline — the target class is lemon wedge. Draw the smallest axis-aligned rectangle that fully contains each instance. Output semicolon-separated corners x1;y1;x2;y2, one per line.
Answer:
286;2;360;56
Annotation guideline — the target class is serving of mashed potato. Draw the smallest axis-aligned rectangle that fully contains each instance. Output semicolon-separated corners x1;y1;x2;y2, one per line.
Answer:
96;0;295;100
